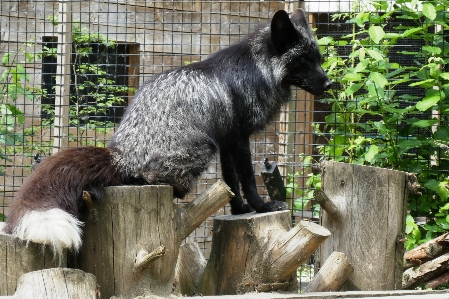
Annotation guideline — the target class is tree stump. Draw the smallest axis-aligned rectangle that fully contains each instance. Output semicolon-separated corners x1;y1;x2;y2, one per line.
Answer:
0;233;67;296
0;268;97;299
316;161;409;291
199;210;330;295
76;181;233;299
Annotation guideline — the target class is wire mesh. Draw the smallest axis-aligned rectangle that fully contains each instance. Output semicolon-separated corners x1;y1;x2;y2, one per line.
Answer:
1;0;412;291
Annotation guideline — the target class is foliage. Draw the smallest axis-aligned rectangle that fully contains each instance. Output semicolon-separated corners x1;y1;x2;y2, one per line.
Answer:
0;42;44;170
317;0;449;249
286;154;321;217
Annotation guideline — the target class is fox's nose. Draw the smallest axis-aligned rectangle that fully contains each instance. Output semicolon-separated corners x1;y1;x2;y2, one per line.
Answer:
324;80;333;90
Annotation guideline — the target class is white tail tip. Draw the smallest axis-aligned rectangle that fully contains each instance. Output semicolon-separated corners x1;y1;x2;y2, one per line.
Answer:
12;208;83;255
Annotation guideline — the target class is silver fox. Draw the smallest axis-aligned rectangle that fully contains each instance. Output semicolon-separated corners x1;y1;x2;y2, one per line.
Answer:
4;8;332;255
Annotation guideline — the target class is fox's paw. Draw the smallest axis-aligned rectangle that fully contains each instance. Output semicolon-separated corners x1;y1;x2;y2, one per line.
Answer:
256;201;288;213
231;203;253;215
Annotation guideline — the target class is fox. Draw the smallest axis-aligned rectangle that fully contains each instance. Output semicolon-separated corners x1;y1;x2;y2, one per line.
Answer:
4;8;332;255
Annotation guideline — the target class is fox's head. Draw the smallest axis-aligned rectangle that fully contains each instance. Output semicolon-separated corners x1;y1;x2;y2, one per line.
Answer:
270;9;332;96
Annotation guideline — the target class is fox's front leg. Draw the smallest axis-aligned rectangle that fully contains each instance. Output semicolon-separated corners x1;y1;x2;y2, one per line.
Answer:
229;137;287;213
220;148;253;214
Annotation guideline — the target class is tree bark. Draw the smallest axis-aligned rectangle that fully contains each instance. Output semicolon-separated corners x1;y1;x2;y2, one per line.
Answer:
174;242;207;296
0;268;97;299
425;271;449;289
0;233;67;296
403;252;449;289
316;161;409;291
199;210;330;295
304;251;353;292
404;232;449;269
76;181;233;299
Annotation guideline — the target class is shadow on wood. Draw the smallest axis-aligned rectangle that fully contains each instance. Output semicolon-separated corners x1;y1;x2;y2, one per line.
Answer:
75;181;233;299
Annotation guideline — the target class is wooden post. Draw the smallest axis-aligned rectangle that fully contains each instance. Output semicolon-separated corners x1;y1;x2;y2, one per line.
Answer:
0;269;97;299
316;161;409;291
0;234;67;296
53;0;72;154
198;210;330;295
76;181;233;299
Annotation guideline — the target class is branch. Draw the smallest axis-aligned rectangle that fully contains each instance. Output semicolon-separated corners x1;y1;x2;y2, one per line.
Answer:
178;180;234;240
268;220;331;281
133;245;166;274
314;189;339;223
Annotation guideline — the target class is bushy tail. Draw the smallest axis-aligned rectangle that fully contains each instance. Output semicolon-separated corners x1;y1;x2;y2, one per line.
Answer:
3;147;124;254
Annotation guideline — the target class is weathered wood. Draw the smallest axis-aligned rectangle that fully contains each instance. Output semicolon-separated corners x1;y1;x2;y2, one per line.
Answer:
314;189;339;223
404;232;449;269
199;211;330;295
317;161;408;291
76;181;233;299
304;251;353;292
0;233;67;296
174;242;207;296
403;252;449;289
425;271;449;289
0;268;97;299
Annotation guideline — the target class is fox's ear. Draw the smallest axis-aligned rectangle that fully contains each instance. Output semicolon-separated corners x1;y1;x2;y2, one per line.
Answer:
271;10;299;53
290;8;310;29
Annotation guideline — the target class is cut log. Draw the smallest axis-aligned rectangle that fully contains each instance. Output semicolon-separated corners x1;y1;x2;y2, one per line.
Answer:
0;268;97;299
199;210;330;295
426;271;449;289
304;251;353;292
76;181;233;299
0;233;67;296
404;232;449;269
403;252;449;289
316;161;409;291
174;242;207;296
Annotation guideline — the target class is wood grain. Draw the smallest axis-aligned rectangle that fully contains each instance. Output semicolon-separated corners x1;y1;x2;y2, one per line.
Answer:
317;161;408;291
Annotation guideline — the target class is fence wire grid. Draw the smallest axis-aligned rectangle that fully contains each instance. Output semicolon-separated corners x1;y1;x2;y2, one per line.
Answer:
1;0;441;291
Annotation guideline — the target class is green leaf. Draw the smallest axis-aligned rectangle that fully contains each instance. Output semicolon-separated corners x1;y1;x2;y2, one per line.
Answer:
343;73;362;82
365;145;379;163
422;2;437;21
434;126;449;141
1;53;10;66
370;72;388;88
317;36;333;46
440;203;449;211
411;119;439;128
367;49;384;60
416;90;441;111
369;26;385;44
344;83;363;95
422;46;442;55
409;79;435;87
440;73;449;80
402;27;423;37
